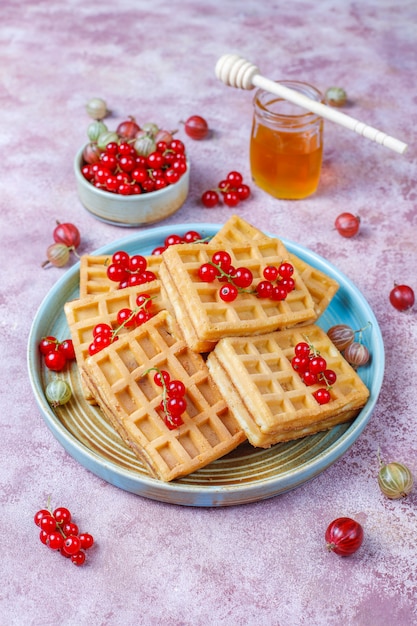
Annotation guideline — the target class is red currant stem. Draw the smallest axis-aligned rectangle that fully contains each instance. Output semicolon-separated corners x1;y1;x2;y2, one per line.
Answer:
302;336;320;357
319;372;333;390
112;297;155;339
207;261;254;294
142;366;176;427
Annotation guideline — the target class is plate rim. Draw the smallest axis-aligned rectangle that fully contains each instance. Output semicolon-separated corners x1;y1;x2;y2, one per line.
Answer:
27;222;385;506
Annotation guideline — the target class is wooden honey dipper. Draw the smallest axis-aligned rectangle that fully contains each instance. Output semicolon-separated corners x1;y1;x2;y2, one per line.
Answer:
215;54;407;155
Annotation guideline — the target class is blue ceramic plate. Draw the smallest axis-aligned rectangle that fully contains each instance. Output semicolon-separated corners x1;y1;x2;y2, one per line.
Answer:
27;223;384;507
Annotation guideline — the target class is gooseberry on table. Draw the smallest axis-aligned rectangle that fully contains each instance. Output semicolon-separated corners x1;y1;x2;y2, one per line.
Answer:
389;284;415;311
378;457;414;499
53;221;81;249
325;517;364;556
334;212;360;238
183;115;209;140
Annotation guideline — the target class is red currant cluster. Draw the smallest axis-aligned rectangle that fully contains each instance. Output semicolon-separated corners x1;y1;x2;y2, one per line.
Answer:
107;251;157;288
151;229;204;255
198;251;295;303
34;505;94;566
201;171;251;208
81;139;187;196
151;368;187;429
88;293;154;356
39;336;76;371
291;341;337;405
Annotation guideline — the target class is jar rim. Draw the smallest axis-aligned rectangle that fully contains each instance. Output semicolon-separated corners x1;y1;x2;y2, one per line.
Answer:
253;81;323;122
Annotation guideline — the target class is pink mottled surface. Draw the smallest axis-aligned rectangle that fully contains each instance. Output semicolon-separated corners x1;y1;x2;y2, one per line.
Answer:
2;1;417;624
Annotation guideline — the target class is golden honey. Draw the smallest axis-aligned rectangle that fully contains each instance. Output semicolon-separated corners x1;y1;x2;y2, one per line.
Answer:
250;82;323;200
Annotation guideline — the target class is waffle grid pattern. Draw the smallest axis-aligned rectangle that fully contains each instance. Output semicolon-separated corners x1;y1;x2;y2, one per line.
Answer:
82;311;245;481
65;281;171;402
79;253;162;297
162;241;316;345
211;214;339;317
207;324;369;447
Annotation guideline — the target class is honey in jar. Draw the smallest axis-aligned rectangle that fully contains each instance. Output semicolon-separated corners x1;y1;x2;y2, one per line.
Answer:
250;81;323;200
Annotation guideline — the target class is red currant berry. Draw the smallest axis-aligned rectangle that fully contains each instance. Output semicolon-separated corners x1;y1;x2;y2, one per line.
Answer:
278;262;294;279
389;284;415;311
219;284;239;302
165;234;183;247
198;263;218;282
281;277;295;293
112;251;130;267
39;336;58;355
302;371;318;386
202;190;220;208
63;535;82;556
135;309;151;325
93;323;112;338
136;293;153;309
166;396;187;417
263;266;279;281
152;246;166;255
44;350;67;372
58;339;75;361
53;507;72;525
223;191;240;208
291;355;310;373
170;139;185;153
233;267;253;288
321;369;337;385
270;285;288;301
212;251;232;272
39;530;49;545
129;255;147;273
309;356;327;374
183;230;202;243
117;308;135;327
154;370;170;387
79;533;94;550
236;183;251;201
295;342;311;357
256;280;273;299
47;532;64;551
62;522;79;536
40;515;57;533
165;414;184;430
167;380;186;398
71;551;86;566
34;509;50;526
313;388;331;404
226;171;243;186
107;264;129;284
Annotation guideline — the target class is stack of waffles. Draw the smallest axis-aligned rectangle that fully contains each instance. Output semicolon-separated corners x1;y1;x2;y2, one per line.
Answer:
64;215;369;481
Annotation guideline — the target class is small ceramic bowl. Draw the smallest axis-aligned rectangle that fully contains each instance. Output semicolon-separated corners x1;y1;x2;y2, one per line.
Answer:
74;146;190;227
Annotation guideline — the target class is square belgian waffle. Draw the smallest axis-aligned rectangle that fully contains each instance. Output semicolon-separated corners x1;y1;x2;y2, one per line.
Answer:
81;310;246;481
211;215;339;319
206;324;369;448
65;281;173;403
160;240;317;352
79;253;163;298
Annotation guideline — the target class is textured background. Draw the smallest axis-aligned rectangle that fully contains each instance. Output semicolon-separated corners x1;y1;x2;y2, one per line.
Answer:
2;0;417;624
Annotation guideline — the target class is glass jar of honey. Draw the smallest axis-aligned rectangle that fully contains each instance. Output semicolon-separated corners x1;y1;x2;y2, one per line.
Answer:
250;81;324;200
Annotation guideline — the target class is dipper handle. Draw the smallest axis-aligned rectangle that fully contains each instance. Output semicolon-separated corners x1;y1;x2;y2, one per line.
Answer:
215;54;407;155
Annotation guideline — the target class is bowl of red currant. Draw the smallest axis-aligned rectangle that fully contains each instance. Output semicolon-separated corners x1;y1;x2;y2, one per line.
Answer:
74;116;190;227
